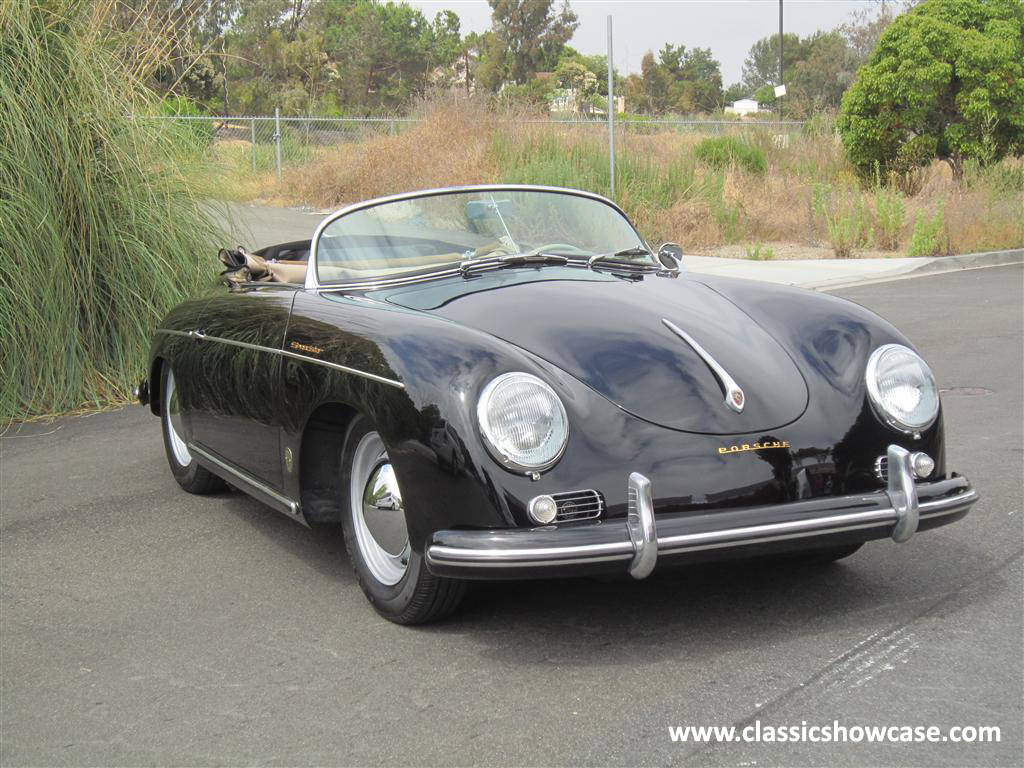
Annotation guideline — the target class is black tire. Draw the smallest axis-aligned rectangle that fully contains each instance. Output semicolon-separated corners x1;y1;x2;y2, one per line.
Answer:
159;365;225;495
339;415;466;624
790;542;864;565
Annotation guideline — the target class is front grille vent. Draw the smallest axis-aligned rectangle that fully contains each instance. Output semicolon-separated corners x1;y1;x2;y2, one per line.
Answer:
552;489;604;522
875;456;888;482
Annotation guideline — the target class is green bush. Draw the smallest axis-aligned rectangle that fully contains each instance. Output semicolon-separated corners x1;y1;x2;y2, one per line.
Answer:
157;95;214;149
812;184;874;258
873;187;906;251
694;136;768;174
964;158;1024;196
493;131;697;210
838;0;1024;179
0;2;223;419
907;209;949;257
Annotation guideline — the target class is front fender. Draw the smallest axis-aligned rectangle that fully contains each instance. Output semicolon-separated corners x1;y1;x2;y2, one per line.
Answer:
285;281;947;556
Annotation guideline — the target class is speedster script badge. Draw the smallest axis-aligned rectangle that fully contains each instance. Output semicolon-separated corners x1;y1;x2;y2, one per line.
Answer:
718;440;791;455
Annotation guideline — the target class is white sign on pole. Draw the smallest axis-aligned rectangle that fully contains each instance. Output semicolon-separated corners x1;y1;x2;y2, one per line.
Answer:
774;84;787;98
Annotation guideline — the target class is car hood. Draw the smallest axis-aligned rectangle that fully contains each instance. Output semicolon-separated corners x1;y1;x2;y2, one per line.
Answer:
379;270;809;435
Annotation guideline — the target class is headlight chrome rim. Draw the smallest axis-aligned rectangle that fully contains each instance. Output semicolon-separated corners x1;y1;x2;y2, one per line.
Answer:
865;344;940;434
477;372;569;473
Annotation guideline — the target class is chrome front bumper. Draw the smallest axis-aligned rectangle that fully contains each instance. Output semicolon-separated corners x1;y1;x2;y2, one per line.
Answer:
425;446;978;580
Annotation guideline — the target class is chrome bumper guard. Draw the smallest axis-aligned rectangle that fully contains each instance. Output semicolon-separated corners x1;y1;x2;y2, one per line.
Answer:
425;446;978;580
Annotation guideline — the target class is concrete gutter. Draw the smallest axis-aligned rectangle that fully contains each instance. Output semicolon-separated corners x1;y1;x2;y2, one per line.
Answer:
683;249;1024;291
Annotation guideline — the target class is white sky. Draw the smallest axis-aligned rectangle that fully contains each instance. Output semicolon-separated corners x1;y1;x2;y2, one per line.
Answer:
407;0;884;86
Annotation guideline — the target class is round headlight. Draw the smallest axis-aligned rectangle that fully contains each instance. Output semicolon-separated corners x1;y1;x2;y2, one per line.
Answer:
866;344;939;433
477;372;568;471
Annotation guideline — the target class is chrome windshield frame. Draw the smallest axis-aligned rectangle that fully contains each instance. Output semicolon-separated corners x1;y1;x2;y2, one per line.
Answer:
304;184;649;291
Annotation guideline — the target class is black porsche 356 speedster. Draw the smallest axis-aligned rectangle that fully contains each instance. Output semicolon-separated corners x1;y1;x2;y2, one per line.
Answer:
139;185;978;623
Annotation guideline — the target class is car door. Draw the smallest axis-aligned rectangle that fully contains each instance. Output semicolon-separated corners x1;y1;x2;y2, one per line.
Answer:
186;283;297;490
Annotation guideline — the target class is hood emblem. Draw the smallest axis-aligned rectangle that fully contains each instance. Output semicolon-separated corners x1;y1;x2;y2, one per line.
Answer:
662;319;746;414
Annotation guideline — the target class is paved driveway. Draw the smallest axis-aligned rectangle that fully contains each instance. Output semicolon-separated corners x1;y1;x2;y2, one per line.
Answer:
2;265;1021;766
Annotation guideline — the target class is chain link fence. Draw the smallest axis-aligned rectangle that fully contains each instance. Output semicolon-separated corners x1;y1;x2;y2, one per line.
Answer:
137;112;805;180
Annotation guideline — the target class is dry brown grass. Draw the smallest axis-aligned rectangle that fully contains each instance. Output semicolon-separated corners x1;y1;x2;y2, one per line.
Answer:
242;97;1023;258
278;97;499;207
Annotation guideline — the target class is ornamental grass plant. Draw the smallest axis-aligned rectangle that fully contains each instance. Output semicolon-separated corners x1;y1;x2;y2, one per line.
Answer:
0;1;223;420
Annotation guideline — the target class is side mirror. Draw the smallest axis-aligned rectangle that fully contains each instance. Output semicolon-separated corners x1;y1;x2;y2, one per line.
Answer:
657;243;684;274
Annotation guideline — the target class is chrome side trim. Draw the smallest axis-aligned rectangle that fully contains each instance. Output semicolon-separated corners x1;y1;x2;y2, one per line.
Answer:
188;442;302;518
158;328;192;339
306;184;649;290
154;329;404;389
662;318;746;413
627;472;658;579
277;347;406;388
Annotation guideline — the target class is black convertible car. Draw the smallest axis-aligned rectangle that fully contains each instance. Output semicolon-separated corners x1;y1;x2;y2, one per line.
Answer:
139;185;978;623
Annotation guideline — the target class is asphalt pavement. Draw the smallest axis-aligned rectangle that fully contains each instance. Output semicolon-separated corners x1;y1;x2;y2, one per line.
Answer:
1;265;1021;767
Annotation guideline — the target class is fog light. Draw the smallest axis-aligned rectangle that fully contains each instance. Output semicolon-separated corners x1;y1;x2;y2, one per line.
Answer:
527;494;558;525
911;452;935;479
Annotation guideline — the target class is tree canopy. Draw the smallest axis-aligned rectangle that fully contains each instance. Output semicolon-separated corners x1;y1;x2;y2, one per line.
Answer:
484;0;578;86
623;44;723;115
837;0;1024;178
738;29;868;115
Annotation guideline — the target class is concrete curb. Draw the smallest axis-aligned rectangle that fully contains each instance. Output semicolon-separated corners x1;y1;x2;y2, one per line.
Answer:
804;248;1024;291
905;248;1024;276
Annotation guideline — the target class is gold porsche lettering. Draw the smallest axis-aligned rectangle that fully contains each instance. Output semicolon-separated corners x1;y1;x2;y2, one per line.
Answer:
289;340;323;355
718;440;791;455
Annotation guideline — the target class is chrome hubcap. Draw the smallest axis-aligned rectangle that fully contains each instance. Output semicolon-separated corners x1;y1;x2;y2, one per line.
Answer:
350;432;410;585
165;370;192;466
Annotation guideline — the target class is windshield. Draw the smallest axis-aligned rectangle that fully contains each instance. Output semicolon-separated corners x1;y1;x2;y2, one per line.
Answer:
314;188;647;284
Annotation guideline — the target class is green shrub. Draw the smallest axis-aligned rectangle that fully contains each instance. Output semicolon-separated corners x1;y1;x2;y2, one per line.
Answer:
964;158;1024;196
0;2;223;419
702;171;746;242
694;136;768;174
157;95;214;149
493;131;697;210
812;184;874;258
907;209;949;257
745;243;775;260
801;112;835;139
873;187;906;251
838;0;1024;179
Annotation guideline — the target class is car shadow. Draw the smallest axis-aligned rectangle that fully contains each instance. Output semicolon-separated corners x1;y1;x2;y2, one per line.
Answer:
206;489;982;668
425;557;899;666
214;490;355;584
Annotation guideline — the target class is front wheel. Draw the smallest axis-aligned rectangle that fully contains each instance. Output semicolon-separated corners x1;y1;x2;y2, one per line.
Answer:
160;366;224;494
340;417;466;624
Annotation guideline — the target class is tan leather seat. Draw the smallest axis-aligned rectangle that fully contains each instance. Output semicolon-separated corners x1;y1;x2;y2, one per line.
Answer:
266;260;307;284
242;253;307;284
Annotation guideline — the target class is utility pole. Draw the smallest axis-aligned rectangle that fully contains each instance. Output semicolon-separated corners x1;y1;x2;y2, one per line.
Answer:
778;0;784;121
607;15;615;198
